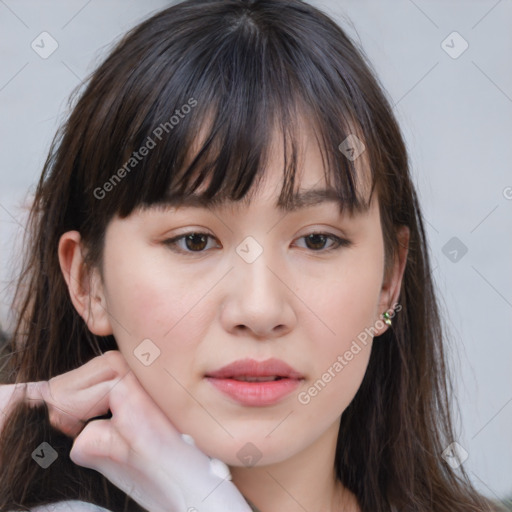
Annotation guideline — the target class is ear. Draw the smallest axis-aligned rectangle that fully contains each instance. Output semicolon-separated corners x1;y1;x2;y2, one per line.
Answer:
374;225;410;336
58;230;113;336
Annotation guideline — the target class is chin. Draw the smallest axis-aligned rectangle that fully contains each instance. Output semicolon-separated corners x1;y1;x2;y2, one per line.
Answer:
192;431;298;468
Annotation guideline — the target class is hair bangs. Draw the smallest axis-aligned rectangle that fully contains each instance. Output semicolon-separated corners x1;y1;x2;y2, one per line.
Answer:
93;3;376;221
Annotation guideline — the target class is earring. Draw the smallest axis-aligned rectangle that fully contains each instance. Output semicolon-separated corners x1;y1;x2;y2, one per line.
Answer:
382;311;392;326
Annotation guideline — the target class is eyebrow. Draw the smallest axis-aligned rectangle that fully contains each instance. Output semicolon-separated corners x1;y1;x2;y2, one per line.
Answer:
154;188;342;212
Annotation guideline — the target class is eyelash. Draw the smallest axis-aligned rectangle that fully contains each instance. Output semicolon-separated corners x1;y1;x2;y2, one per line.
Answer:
162;231;352;255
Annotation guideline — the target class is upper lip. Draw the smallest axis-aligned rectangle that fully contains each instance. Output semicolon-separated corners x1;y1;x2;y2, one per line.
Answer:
205;358;304;379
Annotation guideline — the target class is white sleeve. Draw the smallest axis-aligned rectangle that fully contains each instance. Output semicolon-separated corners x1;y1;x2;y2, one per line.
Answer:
28;500;114;512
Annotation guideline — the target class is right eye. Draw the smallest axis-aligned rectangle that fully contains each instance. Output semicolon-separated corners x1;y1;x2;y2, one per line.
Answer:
162;232;220;254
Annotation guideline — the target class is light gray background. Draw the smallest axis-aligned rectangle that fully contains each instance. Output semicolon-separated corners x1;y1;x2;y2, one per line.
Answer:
0;0;511;504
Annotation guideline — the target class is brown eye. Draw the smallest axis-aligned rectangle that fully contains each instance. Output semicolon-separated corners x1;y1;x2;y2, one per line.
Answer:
304;233;329;250
183;233;209;251
296;232;352;252
163;232;218;254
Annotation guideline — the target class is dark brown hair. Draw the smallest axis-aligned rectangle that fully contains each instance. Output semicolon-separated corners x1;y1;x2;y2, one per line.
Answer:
0;0;502;510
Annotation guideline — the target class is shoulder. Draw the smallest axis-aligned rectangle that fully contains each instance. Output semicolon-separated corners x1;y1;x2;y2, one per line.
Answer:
27;500;114;512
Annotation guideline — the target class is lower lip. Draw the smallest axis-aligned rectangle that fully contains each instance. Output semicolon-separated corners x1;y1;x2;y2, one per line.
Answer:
205;377;302;406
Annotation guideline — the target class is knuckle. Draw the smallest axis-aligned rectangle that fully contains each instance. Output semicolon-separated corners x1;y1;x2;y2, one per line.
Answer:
49;408;82;438
102;349;120;363
72;421;124;465
72;422;105;460
102;350;130;374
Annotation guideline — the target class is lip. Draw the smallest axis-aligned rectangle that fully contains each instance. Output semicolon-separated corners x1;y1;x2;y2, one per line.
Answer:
205;358;304;379
205;358;304;407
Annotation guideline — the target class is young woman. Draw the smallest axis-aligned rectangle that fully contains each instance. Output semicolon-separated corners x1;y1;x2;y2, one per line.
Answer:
0;0;503;510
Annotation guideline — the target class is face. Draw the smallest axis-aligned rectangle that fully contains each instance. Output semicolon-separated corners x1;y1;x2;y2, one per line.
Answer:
81;130;395;467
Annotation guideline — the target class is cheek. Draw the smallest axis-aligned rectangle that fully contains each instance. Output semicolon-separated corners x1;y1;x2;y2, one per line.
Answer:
310;250;384;347
299;248;383;410
103;247;217;343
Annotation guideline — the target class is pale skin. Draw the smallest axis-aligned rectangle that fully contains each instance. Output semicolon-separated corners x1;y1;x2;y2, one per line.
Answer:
0;127;409;512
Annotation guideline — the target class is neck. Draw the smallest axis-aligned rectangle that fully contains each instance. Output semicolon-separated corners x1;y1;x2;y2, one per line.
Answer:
230;420;359;512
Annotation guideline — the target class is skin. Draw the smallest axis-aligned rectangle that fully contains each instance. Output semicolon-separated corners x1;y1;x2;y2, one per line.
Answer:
54;126;409;511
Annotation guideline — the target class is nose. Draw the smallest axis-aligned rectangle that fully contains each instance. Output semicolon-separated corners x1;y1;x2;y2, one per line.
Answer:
220;249;297;339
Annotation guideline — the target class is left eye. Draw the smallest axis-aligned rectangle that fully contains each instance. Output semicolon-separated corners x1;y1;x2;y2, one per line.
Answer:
295;232;351;251
163;232;351;254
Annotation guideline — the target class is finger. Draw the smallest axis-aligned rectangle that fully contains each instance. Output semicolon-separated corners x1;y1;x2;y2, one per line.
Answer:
23;350;130;408
48;350;131;398
26;351;132;437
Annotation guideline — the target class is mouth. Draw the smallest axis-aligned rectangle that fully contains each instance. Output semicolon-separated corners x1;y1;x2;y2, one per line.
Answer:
227;376;285;382
204;358;304;406
205;357;304;380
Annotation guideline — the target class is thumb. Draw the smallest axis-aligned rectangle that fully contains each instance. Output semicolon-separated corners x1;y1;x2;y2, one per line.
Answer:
70;419;129;469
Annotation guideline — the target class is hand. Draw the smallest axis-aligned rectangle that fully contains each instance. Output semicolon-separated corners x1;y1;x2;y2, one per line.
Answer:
2;351;253;512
